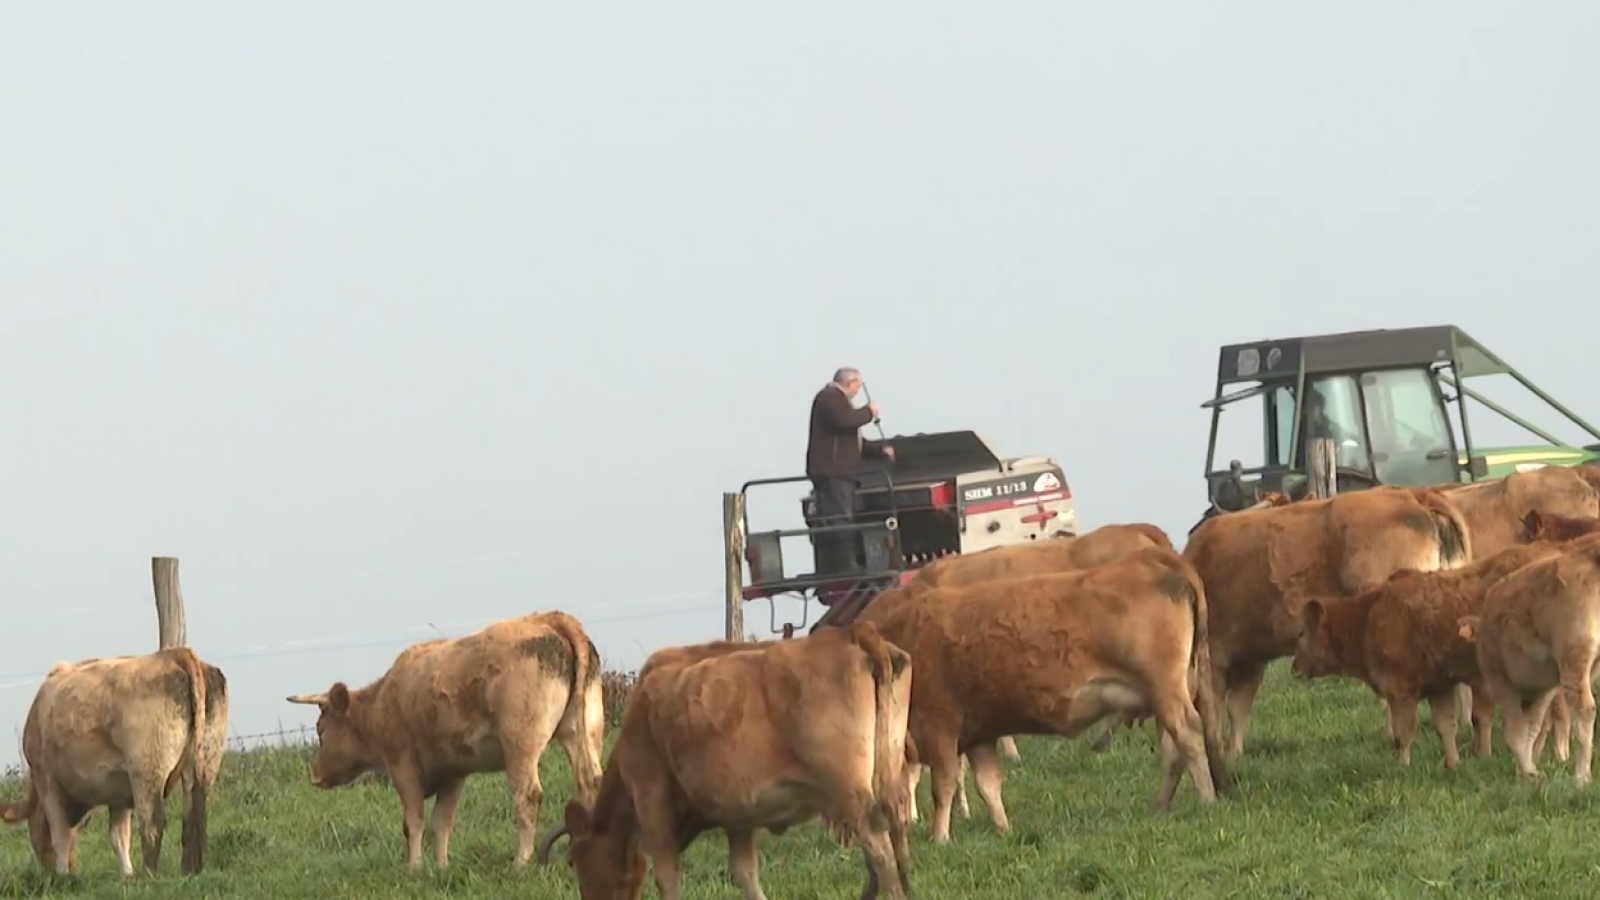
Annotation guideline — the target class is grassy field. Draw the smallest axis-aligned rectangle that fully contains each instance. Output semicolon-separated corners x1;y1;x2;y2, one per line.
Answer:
1;663;1598;899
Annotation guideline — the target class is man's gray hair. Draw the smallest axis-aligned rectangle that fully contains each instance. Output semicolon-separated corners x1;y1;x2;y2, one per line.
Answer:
832;366;862;385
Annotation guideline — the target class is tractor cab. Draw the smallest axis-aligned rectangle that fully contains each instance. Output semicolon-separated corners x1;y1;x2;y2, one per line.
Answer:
1201;325;1600;513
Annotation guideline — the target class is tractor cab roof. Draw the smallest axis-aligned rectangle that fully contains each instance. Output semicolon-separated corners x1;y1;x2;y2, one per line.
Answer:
1213;324;1512;388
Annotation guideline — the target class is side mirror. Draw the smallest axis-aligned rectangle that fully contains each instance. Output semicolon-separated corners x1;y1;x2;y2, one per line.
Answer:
1468;456;1490;478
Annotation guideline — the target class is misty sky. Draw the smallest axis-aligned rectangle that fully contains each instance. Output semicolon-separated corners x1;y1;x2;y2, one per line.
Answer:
3;3;1597;763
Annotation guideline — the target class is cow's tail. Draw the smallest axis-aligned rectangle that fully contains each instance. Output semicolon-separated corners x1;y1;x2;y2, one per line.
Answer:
846;621;914;826
1156;558;1231;796
545;612;604;803
171;647;211;874
1414;488;1473;568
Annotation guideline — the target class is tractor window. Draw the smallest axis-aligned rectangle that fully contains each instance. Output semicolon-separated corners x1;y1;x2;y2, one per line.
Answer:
1303;375;1374;476
1270;385;1297;466
1361;368;1457;485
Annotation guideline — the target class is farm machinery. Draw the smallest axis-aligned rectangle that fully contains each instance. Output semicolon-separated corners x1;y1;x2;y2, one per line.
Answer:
1199;324;1600;517
731;429;1078;638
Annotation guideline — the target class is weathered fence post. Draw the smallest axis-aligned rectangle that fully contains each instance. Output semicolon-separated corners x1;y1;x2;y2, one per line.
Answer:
723;493;746;643
1309;437;1338;500
151;556;188;649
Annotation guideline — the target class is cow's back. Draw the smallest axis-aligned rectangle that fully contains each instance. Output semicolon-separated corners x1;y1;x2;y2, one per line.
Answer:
912;522;1171;588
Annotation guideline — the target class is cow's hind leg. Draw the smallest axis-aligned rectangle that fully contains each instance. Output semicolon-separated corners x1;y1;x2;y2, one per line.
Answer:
842;790;908;900
956;755;971;819
1561;647;1599;786
429;777;467;868
1503;688;1555;780
998;735;1020;761
923;735;962;844
1222;663;1266;759
1424;688;1461;770
966;742;1010;836
726;827;770;900
108;807;134;878
1467;678;1496;758
129;772;169;874
37;782;77;876
1385;695;1422;766
1153;692;1218;811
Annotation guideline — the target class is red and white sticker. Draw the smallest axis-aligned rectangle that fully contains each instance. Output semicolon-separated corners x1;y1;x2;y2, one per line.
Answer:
1032;472;1062;492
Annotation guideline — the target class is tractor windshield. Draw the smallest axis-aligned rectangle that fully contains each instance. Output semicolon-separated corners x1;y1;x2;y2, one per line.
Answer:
1298;376;1374;476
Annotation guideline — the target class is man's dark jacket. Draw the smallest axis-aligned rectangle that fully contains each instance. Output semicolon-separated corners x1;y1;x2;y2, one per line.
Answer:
806;383;886;478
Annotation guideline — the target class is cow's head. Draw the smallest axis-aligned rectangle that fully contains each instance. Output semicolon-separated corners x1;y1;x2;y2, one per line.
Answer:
1289;600;1338;680
285;683;381;788
536;800;647;898
1522;510;1600;544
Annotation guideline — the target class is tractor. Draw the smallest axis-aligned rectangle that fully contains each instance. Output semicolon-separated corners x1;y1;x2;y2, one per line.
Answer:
1198;324;1600;524
731;429;1078;638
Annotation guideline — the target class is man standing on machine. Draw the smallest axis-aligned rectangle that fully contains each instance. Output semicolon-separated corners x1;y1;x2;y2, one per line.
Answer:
805;367;895;575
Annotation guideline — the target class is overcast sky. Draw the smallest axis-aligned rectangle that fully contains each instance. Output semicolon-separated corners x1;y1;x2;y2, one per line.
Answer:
2;3;1597;761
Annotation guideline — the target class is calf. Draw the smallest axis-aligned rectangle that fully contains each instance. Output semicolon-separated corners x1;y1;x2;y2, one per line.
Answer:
535;622;914;900
286;610;603;869
860;545;1226;843
0;648;228;877
1289;544;1565;769
1458;536;1600;784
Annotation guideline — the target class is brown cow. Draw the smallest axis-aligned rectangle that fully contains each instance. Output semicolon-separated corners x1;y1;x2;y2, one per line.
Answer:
534;622;915;900
1185;485;1472;758
1458;536;1600;784
0;648;228;877
286;610;603;869
860;545;1226;844
1289;543;1571;769
1522;509;1600;543
1440;466;1600;557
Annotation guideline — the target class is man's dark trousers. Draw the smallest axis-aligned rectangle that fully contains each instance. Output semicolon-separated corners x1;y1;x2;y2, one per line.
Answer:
810;475;862;574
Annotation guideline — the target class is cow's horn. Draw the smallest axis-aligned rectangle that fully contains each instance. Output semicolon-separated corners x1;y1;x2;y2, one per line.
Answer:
286;693;327;706
535;823;570;863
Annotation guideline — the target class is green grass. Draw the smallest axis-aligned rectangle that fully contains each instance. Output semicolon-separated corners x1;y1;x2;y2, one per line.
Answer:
2;663;1598;898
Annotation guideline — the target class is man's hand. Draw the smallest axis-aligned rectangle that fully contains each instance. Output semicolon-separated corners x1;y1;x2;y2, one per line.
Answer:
867;401;881;419
882;445;895;462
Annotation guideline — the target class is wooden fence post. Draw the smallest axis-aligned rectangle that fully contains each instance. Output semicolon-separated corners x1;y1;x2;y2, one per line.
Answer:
1309;437;1339;500
151;557;188;649
723;493;745;642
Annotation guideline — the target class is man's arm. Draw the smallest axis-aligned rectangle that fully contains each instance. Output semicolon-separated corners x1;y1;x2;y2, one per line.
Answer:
819;388;877;432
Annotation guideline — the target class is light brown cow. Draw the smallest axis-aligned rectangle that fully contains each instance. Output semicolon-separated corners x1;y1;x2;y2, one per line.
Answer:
286;610;603;869
534;622;915;900
0;647;228;877
1185;485;1472;758
1289;542;1572;769
860;545;1226;844
912;521;1174;590
1439;466;1600;557
1458;536;1600;784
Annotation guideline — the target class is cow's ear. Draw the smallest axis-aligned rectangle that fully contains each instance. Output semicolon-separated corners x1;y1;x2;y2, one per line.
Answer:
564;799;592;834
1302;600;1325;632
328;682;351;714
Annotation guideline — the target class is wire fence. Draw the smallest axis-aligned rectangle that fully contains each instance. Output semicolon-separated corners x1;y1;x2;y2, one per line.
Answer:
225;724;317;750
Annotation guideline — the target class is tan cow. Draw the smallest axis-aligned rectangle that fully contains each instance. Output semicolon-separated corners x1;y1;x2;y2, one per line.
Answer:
1458;536;1600;784
286;610;603;869
911;522;1174;590
1439;466;1600;557
1185;485;1472;758
1289;542;1574;769
861;545;1226;844
0;647;228;877
534;622;915;900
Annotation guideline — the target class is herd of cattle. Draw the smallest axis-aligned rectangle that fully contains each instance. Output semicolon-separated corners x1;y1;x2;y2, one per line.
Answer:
7;465;1600;899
